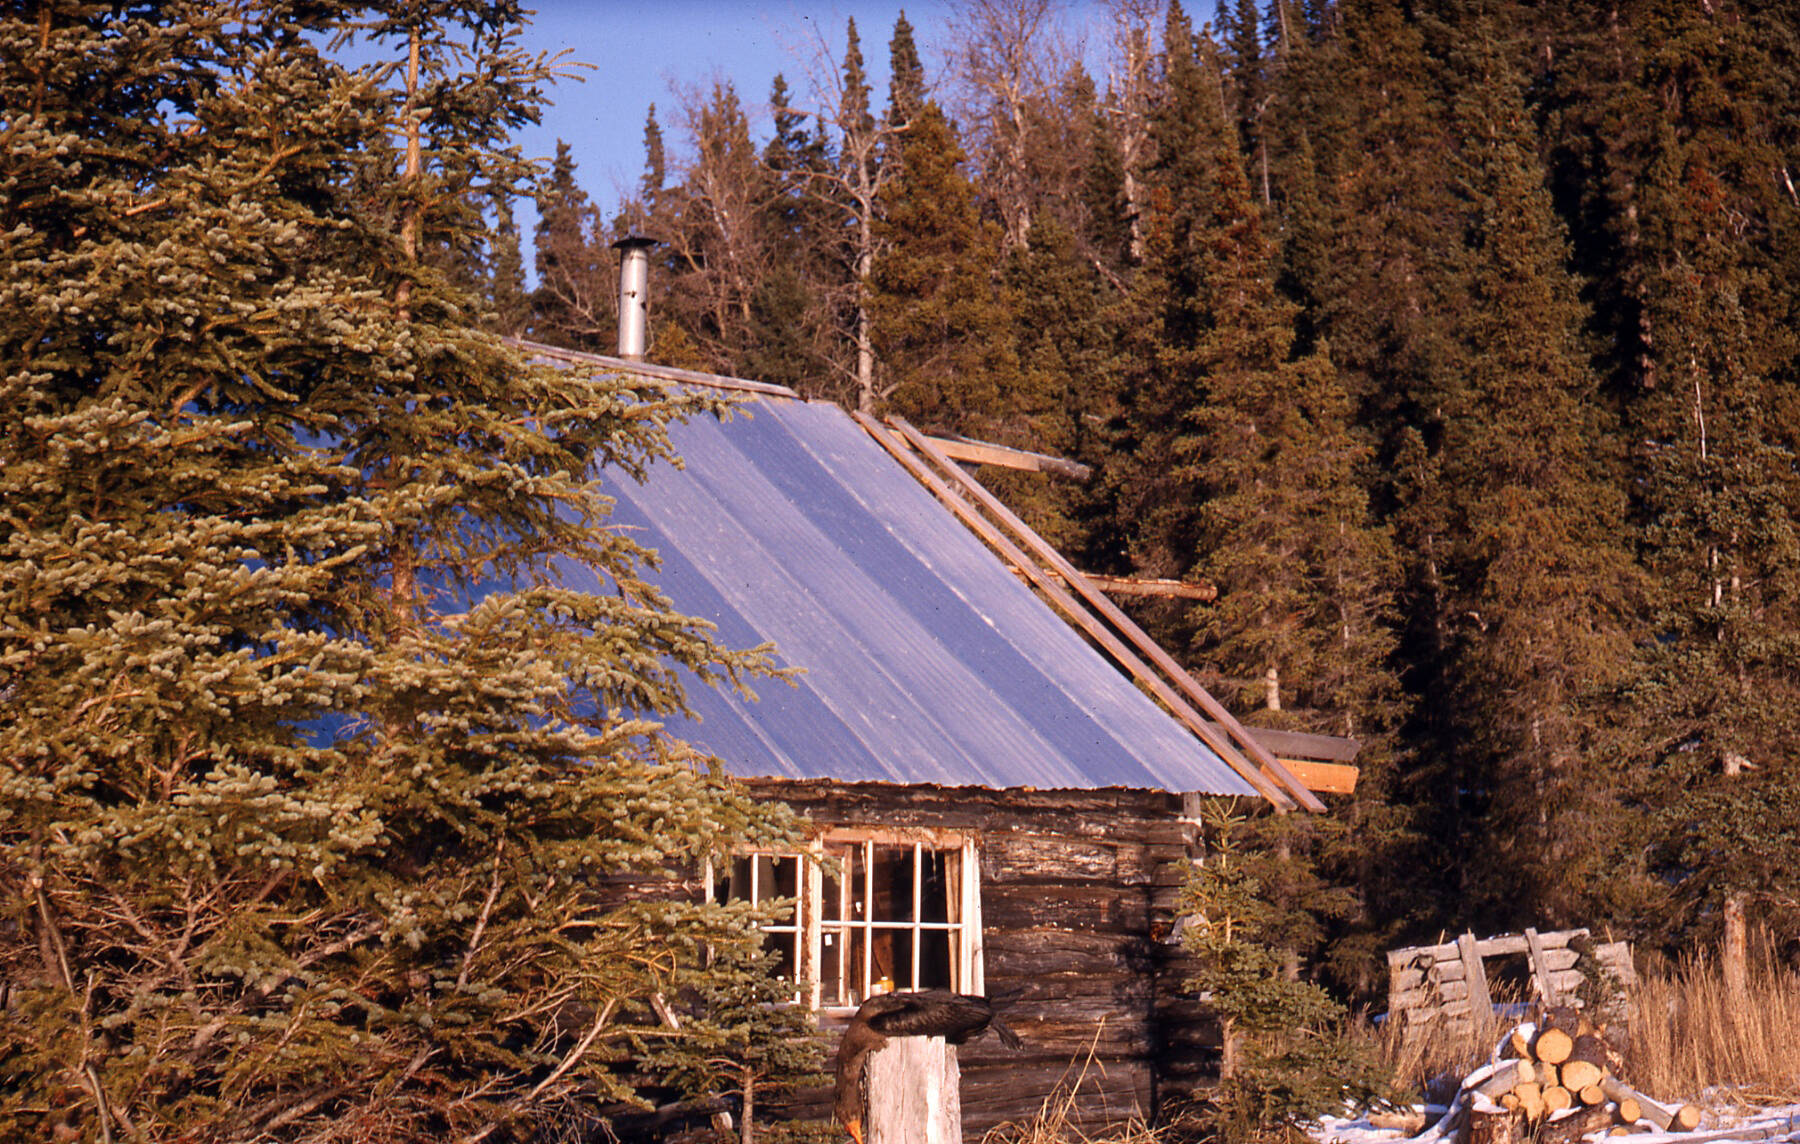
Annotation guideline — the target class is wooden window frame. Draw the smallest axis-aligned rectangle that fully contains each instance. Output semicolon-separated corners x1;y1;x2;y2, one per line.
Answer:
711;830;984;1012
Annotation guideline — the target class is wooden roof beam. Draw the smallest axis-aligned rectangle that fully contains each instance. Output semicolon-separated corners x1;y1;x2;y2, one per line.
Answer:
1084;573;1217;602
923;434;1092;481
1213;723;1362;764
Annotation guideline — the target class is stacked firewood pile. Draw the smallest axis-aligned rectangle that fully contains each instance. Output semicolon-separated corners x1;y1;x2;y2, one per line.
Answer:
1427;1007;1702;1144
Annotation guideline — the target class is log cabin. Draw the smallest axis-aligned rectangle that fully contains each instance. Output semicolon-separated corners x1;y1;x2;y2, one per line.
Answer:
519;281;1358;1135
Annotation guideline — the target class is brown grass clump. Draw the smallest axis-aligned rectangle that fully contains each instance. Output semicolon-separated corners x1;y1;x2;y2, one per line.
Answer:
1626;938;1800;1104
1377;980;1535;1100
979;1040;1165;1144
977;1090;1164;1144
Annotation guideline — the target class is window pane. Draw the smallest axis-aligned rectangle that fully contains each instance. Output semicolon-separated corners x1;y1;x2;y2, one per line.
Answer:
921;849;950;923
849;926;869;1005
850;844;867;921
917;927;953;989
761;854;799;901
871;926;899;993
822;924;846;1005
869;844;913;923
723;855;755;903
765;926;797;982
890;926;916;990
821;863;842;923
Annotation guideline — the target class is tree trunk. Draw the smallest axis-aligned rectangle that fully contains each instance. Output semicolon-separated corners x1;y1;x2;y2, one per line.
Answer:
739;1073;754;1144
1723;892;1747;998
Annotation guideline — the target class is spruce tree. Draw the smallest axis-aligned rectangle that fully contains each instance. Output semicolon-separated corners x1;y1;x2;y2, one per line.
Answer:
1608;0;1800;952
1109;5;1413;994
1427;28;1644;926
742;74;838;394
871;98;1019;429
488;195;531;339
1179;803;1391;1139
531;140;610;350
888;10;926;128
0;5;800;1139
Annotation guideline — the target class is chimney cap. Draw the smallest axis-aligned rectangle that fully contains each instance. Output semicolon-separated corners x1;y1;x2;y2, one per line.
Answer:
612;234;660;252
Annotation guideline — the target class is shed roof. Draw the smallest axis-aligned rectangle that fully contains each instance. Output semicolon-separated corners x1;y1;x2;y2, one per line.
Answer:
532;350;1261;798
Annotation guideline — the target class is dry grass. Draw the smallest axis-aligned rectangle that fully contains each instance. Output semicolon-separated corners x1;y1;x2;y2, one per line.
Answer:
977;1088;1165;1144
1626;939;1800;1104
978;1037;1166;1144
1376;980;1536;1101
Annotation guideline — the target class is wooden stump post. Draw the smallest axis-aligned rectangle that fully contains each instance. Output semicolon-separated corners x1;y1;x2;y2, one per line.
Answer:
865;1036;961;1144
1457;933;1494;1018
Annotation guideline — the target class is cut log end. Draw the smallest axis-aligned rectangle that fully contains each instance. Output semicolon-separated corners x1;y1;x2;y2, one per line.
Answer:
1534;1027;1575;1065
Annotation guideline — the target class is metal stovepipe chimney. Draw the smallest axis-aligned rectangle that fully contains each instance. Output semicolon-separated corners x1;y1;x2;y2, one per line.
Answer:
612;235;659;361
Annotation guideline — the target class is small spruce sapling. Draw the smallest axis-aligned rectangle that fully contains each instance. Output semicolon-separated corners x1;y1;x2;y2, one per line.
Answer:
1180;801;1390;1142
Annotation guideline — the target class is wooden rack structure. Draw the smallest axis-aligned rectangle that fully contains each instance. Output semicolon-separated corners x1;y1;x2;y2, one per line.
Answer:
1385;928;1635;1039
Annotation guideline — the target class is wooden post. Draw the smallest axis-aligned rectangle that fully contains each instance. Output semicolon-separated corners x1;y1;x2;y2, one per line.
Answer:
865;1036;961;1144
1723;893;1748;998
1525;928;1557;1003
1458;933;1493;1019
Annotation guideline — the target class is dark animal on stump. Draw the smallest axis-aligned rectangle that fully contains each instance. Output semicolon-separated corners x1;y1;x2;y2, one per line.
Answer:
833;989;1022;1144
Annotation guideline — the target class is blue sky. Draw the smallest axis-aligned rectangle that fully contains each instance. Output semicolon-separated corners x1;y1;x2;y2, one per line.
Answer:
510;1;1115;223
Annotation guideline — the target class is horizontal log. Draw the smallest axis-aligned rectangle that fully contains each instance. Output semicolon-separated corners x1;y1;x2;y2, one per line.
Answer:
959;1058;1151;1134
1545;969;1587;994
1541;1104;1615;1144
983;885;1151;932
1387;929;1592;967
980;833;1146;883
984;930;1153;978
977;976;1153;1013
1390;980;1471;1010
1600;1077;1700;1132
1470;1059;1535;1098
1535;1028;1575;1065
1263;758;1360;794
754;780;1180;824
1537;947;1581;973
927;434;1092;480
1084;572;1216;601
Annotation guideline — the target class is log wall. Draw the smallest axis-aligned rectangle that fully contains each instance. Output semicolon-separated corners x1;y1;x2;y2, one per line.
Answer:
750;779;1222;1138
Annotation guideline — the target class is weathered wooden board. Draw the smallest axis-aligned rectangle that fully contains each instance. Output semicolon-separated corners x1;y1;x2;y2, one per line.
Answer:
867;1036;960;1144
1385;928;1634;1042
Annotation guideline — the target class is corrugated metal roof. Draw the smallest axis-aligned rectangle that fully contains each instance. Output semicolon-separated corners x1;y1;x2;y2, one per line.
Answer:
557;389;1259;797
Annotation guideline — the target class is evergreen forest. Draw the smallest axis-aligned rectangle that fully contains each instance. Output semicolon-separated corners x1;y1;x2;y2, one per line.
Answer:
520;0;1800;991
5;0;1800;1139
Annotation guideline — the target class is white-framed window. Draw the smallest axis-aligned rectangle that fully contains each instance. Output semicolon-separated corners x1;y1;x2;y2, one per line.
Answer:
710;830;984;1010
